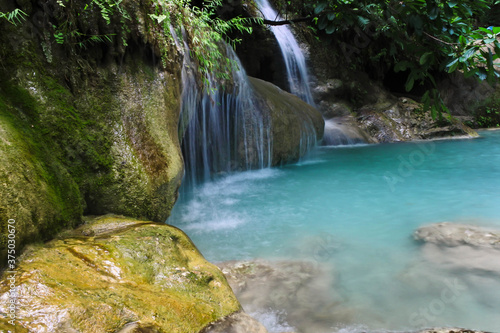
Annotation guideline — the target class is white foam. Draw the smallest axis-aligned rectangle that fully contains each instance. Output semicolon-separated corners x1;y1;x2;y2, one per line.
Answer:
198;168;282;197
248;309;295;333
184;216;247;232
294;159;327;166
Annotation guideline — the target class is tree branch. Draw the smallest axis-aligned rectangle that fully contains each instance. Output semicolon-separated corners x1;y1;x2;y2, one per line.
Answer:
423;31;459;46
263;17;314;26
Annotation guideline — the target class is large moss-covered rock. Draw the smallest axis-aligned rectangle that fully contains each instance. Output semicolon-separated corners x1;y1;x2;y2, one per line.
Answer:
249;77;324;165
0;215;241;332
0;0;183;263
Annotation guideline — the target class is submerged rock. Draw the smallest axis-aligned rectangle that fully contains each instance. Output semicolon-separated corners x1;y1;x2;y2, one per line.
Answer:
414;222;500;249
249;77;324;165
0;215;240;332
218;259;352;333
414;222;500;275
201;311;269;333
416;329;489;333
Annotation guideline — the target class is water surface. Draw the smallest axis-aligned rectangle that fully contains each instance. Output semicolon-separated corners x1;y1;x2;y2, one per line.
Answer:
169;131;500;332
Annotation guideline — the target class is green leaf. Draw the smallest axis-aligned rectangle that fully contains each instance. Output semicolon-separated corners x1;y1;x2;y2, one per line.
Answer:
394;61;412;72
459;48;476;62
464;69;477;78
447;1;458;7
479;27;492;34
446;58;458;68
357;15;369;26
408;15;423;34
477;68;487;80
318;15;328;30
422;90;430;112
494;42;500;56
430;105;437;119
459;35;466;46
420;52;433;65
325;23;336;34
461;4;472;17
446;58;459;73
405;76;415;92
428;7;439;20
314;2;327;14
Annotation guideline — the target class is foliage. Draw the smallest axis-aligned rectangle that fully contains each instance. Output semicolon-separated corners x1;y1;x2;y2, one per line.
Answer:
308;0;500;117
2;0;259;86
150;0;261;82
0;8;27;25
473;98;500;127
51;0;131;48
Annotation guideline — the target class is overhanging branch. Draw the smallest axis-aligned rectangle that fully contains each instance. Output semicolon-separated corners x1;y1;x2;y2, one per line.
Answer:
263;17;315;26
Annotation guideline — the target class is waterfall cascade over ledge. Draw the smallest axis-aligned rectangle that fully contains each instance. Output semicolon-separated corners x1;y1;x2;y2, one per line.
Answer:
255;0;315;106
171;26;323;187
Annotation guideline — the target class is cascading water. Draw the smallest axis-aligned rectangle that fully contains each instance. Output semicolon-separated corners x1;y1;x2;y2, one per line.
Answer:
171;27;271;187
255;0;315;105
323;118;368;146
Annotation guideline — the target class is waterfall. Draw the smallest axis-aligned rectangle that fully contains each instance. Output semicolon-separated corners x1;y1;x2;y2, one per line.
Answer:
255;0;315;105
171;27;272;187
323;117;368;146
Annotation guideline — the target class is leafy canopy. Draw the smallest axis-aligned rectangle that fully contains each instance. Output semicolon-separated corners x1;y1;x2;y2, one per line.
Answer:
310;0;500;117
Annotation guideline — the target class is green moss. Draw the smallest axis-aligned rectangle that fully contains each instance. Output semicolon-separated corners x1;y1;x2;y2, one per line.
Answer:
0;215;240;332
0;79;82;260
0;0;186;270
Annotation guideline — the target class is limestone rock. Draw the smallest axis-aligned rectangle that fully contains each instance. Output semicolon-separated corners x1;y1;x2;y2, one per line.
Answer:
249;77;324;165
356;98;478;142
414;222;500;249
416;329;489;333
414;222;500;275
321;101;353;119
218;259;351;333
201;311;269;333
0;215;240;332
0;1;184;264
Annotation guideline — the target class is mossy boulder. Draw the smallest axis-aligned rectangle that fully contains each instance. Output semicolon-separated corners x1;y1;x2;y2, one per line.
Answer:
0;215;241;332
249;77;324;165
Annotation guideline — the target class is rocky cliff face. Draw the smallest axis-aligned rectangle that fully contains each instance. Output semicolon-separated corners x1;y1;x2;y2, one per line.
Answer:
0;0;185;262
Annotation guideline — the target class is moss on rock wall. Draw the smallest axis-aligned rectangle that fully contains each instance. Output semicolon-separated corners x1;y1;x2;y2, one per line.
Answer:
0;0;184;263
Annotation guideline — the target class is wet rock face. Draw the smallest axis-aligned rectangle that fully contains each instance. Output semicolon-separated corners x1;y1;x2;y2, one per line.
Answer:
0;215;241;332
249;77;324;165
356;98;478;143
0;0;184;264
